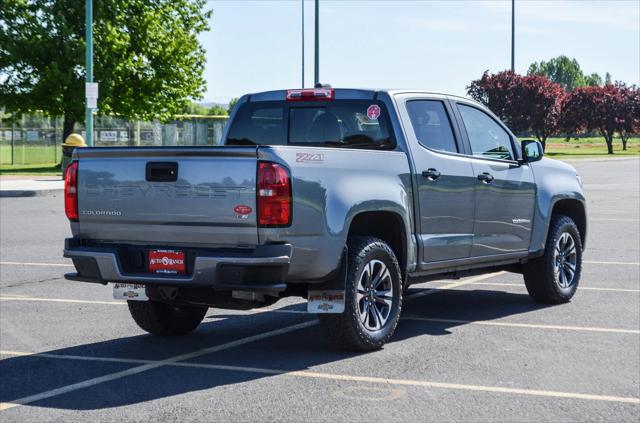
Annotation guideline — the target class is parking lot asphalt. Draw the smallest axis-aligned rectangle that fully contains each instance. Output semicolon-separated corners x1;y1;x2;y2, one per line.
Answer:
0;158;638;422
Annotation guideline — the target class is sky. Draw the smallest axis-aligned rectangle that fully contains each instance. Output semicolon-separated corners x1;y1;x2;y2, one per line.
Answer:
199;0;640;104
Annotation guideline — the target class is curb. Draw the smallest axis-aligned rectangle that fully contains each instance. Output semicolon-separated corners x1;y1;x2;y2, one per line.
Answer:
0;189;63;198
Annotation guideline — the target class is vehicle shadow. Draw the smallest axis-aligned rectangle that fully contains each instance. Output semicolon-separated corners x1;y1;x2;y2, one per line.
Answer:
0;287;553;410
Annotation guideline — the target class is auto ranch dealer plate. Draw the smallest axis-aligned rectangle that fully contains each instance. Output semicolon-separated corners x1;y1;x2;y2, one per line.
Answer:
148;249;186;275
113;283;148;301
307;290;346;314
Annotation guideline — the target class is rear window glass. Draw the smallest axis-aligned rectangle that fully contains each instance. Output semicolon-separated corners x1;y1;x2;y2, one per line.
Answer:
226;101;394;149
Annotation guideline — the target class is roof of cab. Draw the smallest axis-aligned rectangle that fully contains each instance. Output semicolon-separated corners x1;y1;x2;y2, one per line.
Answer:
246;88;476;105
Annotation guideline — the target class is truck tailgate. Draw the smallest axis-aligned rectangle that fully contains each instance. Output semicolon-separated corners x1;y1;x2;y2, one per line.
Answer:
75;147;259;247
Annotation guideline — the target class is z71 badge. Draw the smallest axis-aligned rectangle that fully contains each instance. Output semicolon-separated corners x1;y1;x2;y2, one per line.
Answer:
296;153;324;163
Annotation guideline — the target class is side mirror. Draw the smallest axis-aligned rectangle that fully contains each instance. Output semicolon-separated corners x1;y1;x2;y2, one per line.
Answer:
520;139;544;163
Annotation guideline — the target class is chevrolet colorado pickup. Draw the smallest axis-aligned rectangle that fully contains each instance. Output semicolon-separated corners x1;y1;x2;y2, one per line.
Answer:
63;88;586;351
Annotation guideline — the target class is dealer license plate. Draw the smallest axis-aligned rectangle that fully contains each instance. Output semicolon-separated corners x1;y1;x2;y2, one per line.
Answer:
148;249;186;275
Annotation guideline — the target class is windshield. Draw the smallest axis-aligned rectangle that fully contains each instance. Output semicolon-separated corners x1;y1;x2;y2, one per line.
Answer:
226;100;394;149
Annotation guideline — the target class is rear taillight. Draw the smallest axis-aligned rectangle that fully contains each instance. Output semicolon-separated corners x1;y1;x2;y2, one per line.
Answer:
257;162;291;226
64;161;78;221
286;88;334;101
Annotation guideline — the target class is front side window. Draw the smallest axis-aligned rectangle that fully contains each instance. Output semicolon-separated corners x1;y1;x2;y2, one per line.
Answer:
406;100;458;153
458;104;514;160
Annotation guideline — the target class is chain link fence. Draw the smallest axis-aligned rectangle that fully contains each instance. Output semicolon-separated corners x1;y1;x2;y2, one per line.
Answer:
0;115;229;166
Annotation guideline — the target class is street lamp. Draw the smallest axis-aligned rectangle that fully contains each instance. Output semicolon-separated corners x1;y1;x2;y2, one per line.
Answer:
85;0;94;146
301;0;305;88
314;0;319;87
511;0;515;72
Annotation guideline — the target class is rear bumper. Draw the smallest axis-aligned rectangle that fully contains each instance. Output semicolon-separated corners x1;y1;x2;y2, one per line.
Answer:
63;238;291;291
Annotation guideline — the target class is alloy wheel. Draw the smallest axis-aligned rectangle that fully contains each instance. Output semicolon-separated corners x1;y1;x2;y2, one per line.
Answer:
356;259;394;331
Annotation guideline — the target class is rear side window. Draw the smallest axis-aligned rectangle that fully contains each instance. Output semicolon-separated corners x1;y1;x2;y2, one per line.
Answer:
457;104;514;160
226;106;285;146
226;101;394;149
406;100;458;153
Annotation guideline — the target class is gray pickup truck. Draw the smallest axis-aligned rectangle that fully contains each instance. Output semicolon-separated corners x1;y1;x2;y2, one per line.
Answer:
63;87;586;351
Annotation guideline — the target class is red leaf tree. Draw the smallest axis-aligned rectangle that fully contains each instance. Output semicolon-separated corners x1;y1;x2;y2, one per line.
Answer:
467;71;528;134
467;71;564;149
520;74;565;149
561;85;625;154
616;83;640;151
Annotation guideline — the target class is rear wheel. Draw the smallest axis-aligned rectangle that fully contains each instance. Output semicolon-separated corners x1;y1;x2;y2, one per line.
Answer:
319;236;402;351
128;300;208;336
523;214;582;304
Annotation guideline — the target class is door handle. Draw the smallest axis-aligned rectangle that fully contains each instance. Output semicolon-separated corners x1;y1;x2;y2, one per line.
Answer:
146;162;178;182
421;168;441;181
477;172;494;183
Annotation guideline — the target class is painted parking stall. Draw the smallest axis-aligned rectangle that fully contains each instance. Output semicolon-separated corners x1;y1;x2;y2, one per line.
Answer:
0;159;638;420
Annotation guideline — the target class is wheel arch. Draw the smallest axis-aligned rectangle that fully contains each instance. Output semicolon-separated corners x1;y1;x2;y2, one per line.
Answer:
347;210;410;280
551;198;587;248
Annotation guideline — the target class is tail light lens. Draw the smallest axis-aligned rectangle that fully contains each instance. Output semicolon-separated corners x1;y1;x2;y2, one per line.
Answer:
257;162;291;226
64;161;79;221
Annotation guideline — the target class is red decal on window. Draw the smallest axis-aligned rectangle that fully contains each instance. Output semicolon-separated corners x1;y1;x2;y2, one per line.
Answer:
367;104;381;120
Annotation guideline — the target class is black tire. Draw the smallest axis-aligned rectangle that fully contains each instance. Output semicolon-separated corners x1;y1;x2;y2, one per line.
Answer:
319;236;403;351
523;214;582;304
128;300;208;336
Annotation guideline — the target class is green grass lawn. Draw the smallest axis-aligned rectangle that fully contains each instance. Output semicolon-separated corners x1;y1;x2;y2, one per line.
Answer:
0;144;60;166
543;136;639;159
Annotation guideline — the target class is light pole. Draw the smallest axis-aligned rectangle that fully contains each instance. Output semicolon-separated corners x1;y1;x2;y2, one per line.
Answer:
314;0;319;87
85;0;94;146
301;0;305;88
511;0;515;72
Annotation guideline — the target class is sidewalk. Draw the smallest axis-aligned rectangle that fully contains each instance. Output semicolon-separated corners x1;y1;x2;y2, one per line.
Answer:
0;176;64;197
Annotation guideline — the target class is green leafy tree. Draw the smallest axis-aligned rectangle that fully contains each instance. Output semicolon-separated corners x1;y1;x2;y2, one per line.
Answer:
528;55;608;92
182;101;210;115
605;72;613;85
227;97;239;115
0;0;211;139
207;105;228;116
584;73;603;87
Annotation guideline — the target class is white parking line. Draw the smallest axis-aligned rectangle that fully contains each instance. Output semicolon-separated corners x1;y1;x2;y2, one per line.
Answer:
405;272;505;300
0;261;73;267
1;350;638;405
0;296;126;305
0;320;317;411
465;282;640;293
589;218;639;222
584;260;640;266
403;316;640;335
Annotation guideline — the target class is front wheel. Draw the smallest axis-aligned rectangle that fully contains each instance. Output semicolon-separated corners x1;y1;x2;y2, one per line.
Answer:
128;300;208;336
523;215;583;304
319;236;403;351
